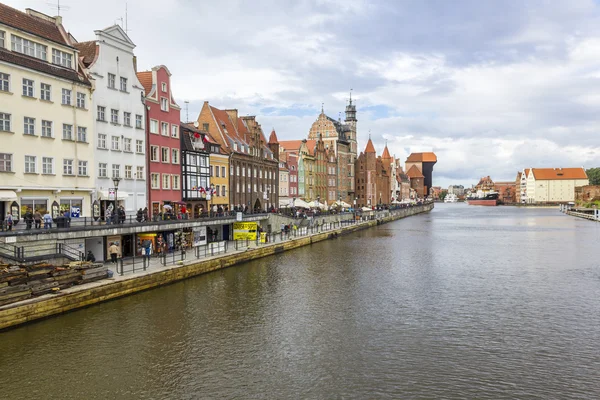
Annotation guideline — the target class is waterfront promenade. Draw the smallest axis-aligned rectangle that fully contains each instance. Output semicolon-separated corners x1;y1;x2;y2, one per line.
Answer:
0;203;432;331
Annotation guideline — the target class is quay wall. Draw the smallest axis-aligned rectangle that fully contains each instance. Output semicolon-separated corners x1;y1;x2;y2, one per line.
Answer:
0;204;432;331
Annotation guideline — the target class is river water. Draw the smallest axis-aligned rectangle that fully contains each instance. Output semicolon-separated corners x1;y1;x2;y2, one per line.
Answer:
1;204;600;399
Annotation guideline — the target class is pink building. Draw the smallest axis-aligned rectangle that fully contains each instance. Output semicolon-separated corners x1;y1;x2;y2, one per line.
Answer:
137;66;182;216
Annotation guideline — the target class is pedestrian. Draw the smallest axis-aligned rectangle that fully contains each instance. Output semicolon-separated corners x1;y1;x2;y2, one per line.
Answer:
118;206;126;224
108;242;119;264
34;210;42;229
4;212;13;231
143;207;149;222
142;239;152;258
24;208;33;230
43;211;52;229
136;208;143;223
86;250;96;262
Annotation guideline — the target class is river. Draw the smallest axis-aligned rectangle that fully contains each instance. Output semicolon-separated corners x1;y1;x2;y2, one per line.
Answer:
1;204;599;399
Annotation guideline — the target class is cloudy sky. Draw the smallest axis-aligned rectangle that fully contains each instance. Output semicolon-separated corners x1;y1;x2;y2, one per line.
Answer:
9;0;600;187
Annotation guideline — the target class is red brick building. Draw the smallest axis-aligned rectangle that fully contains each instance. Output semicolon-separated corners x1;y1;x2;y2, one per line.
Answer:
137;66;182;216
355;138;390;207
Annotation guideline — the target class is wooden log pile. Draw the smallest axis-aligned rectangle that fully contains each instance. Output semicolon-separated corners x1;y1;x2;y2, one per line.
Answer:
0;260;109;307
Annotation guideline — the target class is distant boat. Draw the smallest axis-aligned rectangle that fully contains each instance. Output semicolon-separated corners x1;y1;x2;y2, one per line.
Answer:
444;193;459;203
466;192;499;206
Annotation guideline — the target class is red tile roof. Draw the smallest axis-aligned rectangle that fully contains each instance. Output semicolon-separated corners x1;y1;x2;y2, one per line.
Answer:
136;71;153;95
0;47;89;85
0;4;71;47
279;140;316;155
406;152;437;162
531;168;587;180
268;129;279;144
211;106;242;144
364;138;376;153
74;41;98;68
381;145;391;159
406;165;424;178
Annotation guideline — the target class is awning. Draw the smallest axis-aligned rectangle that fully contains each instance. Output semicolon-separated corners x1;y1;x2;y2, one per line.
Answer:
0;190;18;201
99;190;130;200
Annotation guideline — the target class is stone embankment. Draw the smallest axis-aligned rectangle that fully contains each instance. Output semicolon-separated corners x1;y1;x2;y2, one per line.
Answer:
0;204;432;331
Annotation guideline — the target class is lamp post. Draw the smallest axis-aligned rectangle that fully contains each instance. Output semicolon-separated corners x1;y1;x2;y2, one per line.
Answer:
112;176;121;210
210;183;215;217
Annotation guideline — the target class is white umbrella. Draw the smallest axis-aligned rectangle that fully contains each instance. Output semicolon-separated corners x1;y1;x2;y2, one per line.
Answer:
163;204;173;210
361;206;373;212
293;199;311;208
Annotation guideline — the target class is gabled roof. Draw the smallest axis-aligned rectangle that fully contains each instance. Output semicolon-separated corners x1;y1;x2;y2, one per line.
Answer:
268;129;279;144
531;168;587;180
211;106;243;145
364;138;376;154
279;140;316;155
0;4;71;47
0;47;90;85
406;165;424;178
136;71;152;95
406;152;437;163
74;41;98;68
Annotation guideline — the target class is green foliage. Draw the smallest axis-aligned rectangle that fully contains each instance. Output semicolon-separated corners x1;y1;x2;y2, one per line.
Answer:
586;168;600;185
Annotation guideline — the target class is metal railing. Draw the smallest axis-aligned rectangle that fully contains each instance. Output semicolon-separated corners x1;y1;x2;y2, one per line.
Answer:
117;255;150;276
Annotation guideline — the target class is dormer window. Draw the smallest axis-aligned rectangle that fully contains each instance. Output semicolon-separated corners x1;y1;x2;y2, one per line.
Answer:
12;35;47;60
52;49;72;68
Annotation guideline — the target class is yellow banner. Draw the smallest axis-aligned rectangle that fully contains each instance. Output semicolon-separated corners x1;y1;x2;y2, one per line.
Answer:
233;222;258;240
260;232;267;243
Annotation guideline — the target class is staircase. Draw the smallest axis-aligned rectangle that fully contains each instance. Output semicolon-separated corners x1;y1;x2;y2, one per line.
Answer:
0;240;84;265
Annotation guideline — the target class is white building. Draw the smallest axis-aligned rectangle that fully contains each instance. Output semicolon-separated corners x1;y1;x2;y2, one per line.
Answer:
448;185;465;196
0;5;95;220
75;25;147;215
523;168;588;203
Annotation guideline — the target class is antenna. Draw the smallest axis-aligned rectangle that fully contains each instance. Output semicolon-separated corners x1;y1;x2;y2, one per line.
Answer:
47;0;70;16
184;101;190;123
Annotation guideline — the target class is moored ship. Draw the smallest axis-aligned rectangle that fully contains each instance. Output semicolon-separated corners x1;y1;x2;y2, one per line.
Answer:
444;193;459;203
467;192;499;206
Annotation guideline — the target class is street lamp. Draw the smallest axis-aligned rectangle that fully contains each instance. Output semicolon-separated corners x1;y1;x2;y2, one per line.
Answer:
112;177;121;210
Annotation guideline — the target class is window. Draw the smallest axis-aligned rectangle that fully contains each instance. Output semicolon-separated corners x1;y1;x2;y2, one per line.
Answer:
111;109;119;124
61;88;71;105
171;148;179;164
63;159;73;175
136;140;143;153
162;174;170;189
161;82;167;92
221;185;226;197
77;127;87;142
221;166;226;178
230;165;234;176
78;161;88;176
98;133;106;149
52;49;72;68
150;146;159;162
62;124;73;140
202;123;209;131
97;106;106;121
11;35;47;60
111;136;120;151
24;117;35;135
124;138;132;152
41;120;52;137
136;166;144;179
124;112;131;126
22;79;34;97
160;97;168;111
0;153;12;172
161;122;168;136
98;163;107;177
108;73;116;89
161;147;169;163
135;114;142;129
215;166;219;177
0;31;4;48
76;92;86;108
0;73;8;92
151;173;160;189
24;155;36;173
40;83;51;100
112;164;120;178
150;119;158;134
172;175;180;190
125;165;132;179
120;77;127;91
42;157;53;174
209;166;213;176
0;113;10;132
171;124;178;138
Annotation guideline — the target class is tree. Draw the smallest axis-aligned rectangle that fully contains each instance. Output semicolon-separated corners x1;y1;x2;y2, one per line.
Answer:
586;168;600;185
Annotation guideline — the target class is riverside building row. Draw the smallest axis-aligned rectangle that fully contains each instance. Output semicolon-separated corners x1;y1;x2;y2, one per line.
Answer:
0;3;436;224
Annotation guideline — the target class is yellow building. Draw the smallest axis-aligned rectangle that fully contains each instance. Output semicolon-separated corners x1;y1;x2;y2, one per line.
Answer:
210;151;230;210
0;6;95;220
524;168;589;203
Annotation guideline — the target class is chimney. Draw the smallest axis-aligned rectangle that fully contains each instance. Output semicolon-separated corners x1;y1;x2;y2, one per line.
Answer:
225;109;238;123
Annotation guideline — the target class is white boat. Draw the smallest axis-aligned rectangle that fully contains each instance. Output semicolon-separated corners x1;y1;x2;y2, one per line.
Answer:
444;193;458;203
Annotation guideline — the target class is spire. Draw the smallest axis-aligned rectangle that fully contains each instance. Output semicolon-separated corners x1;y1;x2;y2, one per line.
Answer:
345;90;357;122
268;129;279;144
365;137;376;153
349;88;353;105
321;102;324;114
382;142;391;160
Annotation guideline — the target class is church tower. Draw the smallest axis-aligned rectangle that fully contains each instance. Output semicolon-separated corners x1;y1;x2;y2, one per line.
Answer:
345;90;358;156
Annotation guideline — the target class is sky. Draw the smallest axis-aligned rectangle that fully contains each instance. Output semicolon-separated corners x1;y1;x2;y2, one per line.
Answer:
7;0;600;188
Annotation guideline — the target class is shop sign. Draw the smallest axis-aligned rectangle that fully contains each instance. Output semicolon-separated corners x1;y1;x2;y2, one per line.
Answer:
236;212;243;222
51;201;60;219
233;222;257;240
108;189;115;200
71;206;81;218
10;201;20;226
92;200;101;221
193;226;207;247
